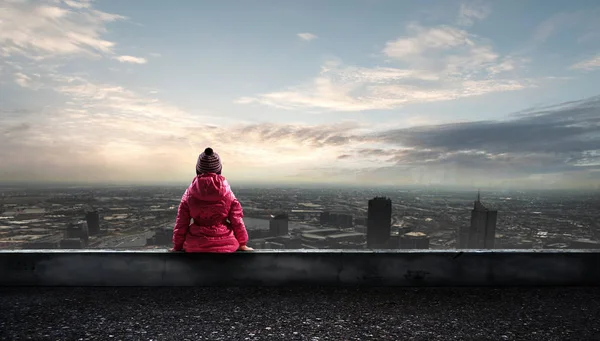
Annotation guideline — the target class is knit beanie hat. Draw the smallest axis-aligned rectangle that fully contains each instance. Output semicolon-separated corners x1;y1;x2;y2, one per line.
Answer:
196;147;222;174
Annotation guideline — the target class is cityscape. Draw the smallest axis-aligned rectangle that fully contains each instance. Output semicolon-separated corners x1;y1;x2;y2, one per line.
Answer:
1;184;599;251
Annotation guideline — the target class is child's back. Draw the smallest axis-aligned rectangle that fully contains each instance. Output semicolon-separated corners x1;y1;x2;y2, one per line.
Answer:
172;148;249;253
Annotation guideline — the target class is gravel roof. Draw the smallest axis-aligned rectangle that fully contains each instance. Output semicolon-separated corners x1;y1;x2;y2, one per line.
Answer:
1;286;599;341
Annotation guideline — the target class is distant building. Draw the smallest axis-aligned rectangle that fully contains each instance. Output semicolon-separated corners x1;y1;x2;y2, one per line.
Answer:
86;210;100;235
300;228;366;249
367;197;392;248
319;211;330;226
65;221;89;246
146;226;172;246
21;235;61;249
354;217;367;226
59;238;83;249
264;241;285;249
399;232;430;249
569;239;600;249
269;214;289;237
458;192;497;249
328;213;353;228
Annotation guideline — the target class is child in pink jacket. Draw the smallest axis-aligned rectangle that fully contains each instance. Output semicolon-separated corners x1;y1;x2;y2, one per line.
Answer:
170;148;252;253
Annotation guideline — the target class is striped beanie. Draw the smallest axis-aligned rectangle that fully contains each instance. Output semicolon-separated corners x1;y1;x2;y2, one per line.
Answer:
196;147;222;175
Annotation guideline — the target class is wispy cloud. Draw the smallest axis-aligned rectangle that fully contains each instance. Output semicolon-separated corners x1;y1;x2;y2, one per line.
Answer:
114;55;148;64
341;96;600;188
0;0;124;59
238;23;532;112
532;9;600;44
297;33;318;42
570;55;600;71
2;68;599;188
383;24;471;59
13;72;42;89
457;0;491;26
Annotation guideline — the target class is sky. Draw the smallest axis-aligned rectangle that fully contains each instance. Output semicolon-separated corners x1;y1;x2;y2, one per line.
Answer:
1;0;599;189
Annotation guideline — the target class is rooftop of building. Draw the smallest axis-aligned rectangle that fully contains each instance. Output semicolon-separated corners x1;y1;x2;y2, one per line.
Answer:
1;286;598;341
404;232;428;238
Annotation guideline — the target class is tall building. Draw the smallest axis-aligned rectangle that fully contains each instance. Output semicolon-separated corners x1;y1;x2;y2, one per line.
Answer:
86;210;100;235
65;221;89;246
458;192;497;249
367;197;392;248
269;214;289;237
319;211;330;226
399;232;430;249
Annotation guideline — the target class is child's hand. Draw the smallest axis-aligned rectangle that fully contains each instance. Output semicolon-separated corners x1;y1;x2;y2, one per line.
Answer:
238;245;254;251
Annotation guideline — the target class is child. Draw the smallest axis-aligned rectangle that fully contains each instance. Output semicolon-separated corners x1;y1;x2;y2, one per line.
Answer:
170;147;253;253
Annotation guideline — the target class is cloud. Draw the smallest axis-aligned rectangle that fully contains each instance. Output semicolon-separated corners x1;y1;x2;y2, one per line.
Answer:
297;33;318;42
13;72;42;89
0;63;367;183
532;9;600;44
63;0;92;9
238;25;532;112
3;55;599;190
353;95;600;186
114;55;148;64
383;24;471;59
274;95;600;188
570;55;600;71
0;0;125;59
457;1;491;26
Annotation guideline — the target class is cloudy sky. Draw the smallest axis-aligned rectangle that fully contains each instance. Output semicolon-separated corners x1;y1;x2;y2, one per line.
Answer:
1;0;599;189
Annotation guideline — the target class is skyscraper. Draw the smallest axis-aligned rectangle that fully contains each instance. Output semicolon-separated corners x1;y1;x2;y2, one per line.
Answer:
367;197;392;248
86;210;100;236
458;192;497;249
269;214;289;237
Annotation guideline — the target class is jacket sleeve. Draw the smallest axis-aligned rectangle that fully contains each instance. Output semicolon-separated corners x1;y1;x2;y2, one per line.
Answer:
172;188;191;250
228;196;249;246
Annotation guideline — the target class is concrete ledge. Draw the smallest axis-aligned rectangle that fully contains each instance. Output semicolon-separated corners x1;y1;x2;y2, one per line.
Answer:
1;249;600;287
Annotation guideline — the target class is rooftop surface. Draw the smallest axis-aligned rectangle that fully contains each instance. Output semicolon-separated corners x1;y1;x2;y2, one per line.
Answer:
1;287;599;341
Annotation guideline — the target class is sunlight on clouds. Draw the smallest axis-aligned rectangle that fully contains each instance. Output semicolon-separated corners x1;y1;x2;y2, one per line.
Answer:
1;66;378;182
1;0;598;189
570;55;600;71
0;0;124;59
383;25;471;59
238;19;531;112
114;55;147;64
297;33;318;41
236;61;533;112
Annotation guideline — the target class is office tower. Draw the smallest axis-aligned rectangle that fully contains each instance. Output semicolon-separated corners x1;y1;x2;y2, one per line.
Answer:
367;197;392;248
86;210;100;235
458;191;497;249
399;232;430;249
269;214;289;237
65;221;89;247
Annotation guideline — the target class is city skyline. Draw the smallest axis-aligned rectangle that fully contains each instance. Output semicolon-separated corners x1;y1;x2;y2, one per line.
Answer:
1;0;600;188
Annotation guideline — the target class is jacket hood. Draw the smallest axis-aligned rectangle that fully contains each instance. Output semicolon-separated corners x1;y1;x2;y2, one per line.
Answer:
188;173;230;201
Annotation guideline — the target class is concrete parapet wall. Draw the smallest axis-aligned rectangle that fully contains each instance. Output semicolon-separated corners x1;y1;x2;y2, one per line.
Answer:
1;250;599;287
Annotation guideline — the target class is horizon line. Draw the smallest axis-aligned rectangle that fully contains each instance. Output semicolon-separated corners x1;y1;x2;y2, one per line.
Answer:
0;180;598;193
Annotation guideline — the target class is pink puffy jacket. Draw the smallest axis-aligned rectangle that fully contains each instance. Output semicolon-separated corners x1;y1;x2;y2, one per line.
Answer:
172;173;248;253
